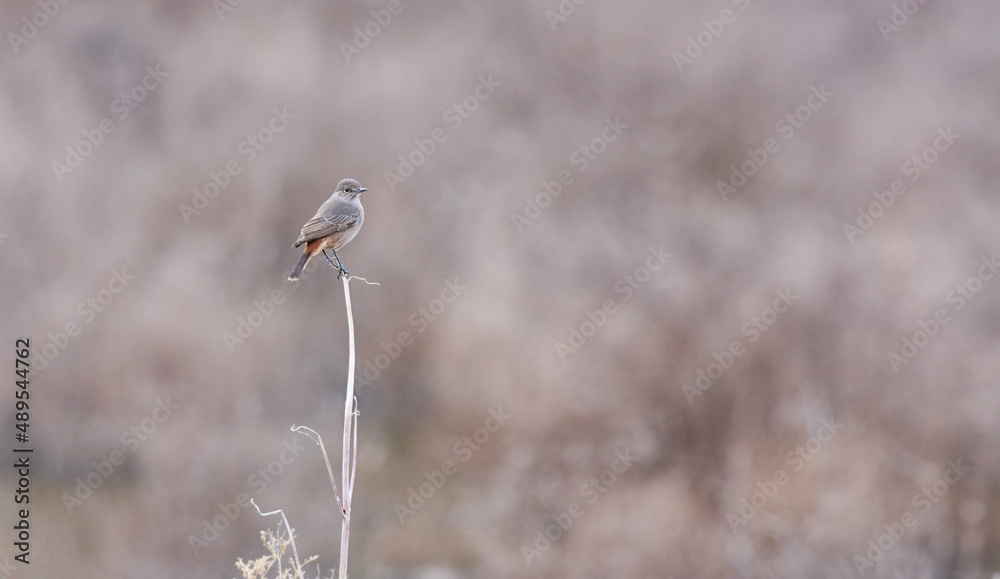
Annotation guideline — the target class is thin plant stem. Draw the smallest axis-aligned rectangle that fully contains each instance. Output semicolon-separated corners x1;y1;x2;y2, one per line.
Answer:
291;425;343;514
338;274;358;577
250;499;303;579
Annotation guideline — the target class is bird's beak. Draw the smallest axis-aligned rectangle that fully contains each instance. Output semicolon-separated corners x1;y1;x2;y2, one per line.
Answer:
359;187;368;193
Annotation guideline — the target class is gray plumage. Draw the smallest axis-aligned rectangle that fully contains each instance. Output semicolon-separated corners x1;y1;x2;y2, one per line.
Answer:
292;179;366;248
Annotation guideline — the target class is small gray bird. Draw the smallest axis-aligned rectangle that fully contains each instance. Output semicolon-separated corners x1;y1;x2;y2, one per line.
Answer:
288;178;367;281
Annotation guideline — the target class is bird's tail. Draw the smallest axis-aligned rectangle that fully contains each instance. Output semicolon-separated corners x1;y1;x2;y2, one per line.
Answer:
287;251;311;281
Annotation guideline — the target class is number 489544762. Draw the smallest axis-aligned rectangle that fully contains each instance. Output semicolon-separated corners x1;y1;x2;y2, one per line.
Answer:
15;338;29;438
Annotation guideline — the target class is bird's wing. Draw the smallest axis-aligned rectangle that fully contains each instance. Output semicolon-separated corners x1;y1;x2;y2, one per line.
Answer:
293;203;362;246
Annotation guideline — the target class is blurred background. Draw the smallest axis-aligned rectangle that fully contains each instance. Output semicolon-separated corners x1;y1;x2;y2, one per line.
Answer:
2;0;999;577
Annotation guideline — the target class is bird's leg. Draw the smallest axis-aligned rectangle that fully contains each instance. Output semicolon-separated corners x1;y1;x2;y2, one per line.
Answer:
322;249;349;278
332;249;349;278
